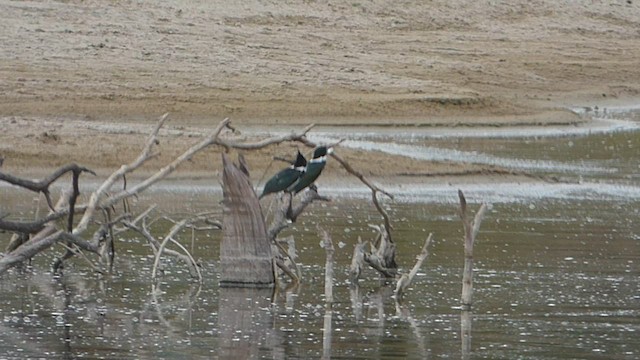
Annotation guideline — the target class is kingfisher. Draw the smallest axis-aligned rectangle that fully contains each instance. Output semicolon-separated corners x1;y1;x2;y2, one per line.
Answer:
287;146;332;194
259;150;307;199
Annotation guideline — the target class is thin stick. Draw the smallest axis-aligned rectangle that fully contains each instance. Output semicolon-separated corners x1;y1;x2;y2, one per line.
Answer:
458;190;488;310
394;233;433;299
349;237;365;282
318;227;335;304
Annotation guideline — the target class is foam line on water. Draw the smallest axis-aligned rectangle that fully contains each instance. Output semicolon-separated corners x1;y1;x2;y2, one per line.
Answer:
325;181;640;203
294;117;640;140
314;138;615;174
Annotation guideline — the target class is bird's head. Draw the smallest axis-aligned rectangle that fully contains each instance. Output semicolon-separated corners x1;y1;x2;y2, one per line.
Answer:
294;150;307;169
313;146;333;159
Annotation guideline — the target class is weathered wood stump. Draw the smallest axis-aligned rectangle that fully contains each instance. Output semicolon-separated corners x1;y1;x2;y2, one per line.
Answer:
220;154;275;287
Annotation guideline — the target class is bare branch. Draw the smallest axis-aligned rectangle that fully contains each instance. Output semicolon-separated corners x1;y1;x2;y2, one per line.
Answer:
472;203;488;240
331;152;394;200
217;123;315;150
458;190;489;310
395;233;433;299
0;227;62;274
0;212;66;234
318;227;335;304
151;213;212;282
458;189;468;221
372;190;394;240
267;189;328;241
75;113;171;235
0;163;95;211
349;237;366;282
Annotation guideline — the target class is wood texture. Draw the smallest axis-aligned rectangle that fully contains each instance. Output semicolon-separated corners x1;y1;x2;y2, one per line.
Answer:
220;153;275;287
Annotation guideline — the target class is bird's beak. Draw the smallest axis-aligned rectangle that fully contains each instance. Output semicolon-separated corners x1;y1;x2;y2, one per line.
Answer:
327;147;334;154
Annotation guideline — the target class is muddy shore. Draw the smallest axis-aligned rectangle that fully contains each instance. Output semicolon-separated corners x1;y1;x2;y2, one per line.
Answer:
1;0;639;181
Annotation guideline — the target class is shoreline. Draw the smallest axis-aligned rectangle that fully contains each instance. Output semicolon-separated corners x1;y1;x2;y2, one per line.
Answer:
1;108;638;179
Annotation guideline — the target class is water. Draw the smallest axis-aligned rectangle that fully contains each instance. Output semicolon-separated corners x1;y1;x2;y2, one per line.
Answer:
0;109;639;359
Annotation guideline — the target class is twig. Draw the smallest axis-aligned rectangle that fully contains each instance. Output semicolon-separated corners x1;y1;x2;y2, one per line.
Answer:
0;227;62;273
394;233;433;299
350;237;365;282
458;190;488;310
75;113;171;235
364;224;398;278
318;227;335;304
372;190;393;240
0;163;95;211
151;213;212;282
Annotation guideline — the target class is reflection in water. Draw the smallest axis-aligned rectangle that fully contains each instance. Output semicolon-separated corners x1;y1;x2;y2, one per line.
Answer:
2;114;640;358
461;311;472;360
218;287;279;359
395;299;429;358
349;283;364;322
322;305;332;360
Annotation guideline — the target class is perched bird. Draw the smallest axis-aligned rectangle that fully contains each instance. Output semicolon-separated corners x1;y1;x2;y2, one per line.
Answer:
259;150;307;199
287;146;332;194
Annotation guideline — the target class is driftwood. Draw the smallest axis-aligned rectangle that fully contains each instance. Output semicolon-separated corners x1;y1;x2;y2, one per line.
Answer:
364;224;398;278
265;183;328;284
394;233;433;299
0;114;320;276
458;190;488;310
0;163;95;213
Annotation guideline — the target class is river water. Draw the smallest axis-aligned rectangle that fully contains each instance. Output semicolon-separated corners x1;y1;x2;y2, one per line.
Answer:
0;106;639;359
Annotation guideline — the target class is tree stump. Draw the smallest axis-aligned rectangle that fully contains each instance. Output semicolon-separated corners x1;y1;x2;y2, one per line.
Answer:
220;154;275;287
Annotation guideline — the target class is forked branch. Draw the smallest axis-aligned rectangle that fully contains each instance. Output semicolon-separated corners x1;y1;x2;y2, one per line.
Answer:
458;190;488;310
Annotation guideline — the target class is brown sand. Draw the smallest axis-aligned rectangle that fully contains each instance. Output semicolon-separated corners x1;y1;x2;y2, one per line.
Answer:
1;0;639;181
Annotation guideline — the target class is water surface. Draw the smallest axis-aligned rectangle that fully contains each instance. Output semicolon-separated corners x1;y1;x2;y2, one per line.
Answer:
0;110;639;359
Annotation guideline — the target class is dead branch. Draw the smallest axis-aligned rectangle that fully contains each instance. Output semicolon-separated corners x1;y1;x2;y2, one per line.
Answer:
75;113;176;234
394;233;433;299
274;257;299;284
217;124;315;150
0;163;95;211
267;190;329;242
0;227;61;273
318;227;335;304
123;220;201;279
279;235;299;275
151;213;212;283
297;138;393;227
372;190;394;240
295;139;398;280
5;233;29;253
458;190;488;310
0;115;320;277
349;237;366;282
272;236;300;283
0;212;66;234
77;116;315;237
265;188;327;285
0;164;94;237
363;224;398;278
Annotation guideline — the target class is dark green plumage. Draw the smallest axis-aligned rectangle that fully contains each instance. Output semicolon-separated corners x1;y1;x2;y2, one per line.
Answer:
287;146;331;194
260;151;307;199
